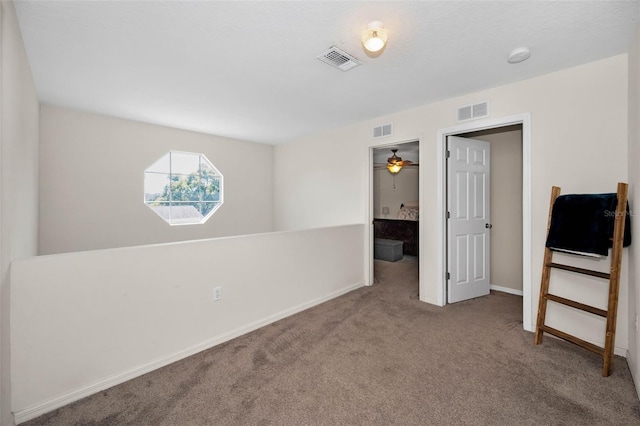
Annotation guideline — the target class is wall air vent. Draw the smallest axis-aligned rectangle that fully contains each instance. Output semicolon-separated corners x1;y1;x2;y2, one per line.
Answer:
373;123;393;138
316;46;361;71
456;101;490;122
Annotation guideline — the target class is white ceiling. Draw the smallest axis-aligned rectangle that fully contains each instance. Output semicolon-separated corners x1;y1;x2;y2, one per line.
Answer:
14;1;640;145
373;141;419;164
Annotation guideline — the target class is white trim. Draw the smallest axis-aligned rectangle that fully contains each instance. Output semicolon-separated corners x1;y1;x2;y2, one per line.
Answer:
542;333;627;358
490;284;524;296
365;141;382;286
365;147;374;286
365;136;424;296
436;132;446;306
417;137;427;303
612;348;629;358
13;281;365;424
0;4;8;426
437;113;533;329
626;350;640;399
614;346;628;358
522;116;532;331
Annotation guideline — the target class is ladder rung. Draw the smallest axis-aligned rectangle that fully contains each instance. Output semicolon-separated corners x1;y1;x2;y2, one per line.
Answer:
545;294;607;317
539;325;604;356
547;262;610;280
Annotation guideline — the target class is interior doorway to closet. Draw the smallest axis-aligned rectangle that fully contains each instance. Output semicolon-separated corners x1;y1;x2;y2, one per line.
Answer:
436;113;534;331
372;141;420;297
449;125;524;303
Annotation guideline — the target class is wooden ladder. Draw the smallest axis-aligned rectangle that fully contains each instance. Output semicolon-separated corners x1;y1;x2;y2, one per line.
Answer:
534;182;628;377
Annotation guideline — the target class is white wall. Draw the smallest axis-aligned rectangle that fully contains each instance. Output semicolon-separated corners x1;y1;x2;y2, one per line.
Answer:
627;20;640;395
11;225;364;422
274;55;630;352
0;1;40;424
373;167;419;219
39;105;274;255
274;124;366;231
463;126;523;293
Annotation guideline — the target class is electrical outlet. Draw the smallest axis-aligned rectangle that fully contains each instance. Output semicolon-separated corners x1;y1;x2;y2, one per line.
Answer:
213;286;222;301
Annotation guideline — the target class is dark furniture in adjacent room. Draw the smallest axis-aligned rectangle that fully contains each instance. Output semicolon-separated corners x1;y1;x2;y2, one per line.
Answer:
373;219;419;256
374;238;404;262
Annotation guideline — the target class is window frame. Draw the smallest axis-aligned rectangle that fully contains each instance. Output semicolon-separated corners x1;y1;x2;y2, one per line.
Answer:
144;150;224;226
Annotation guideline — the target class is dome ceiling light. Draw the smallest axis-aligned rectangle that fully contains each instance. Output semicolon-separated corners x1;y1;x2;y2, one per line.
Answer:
362;21;388;53
387;149;403;174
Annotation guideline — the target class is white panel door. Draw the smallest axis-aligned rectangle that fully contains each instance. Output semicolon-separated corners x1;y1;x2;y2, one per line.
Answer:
447;136;491;303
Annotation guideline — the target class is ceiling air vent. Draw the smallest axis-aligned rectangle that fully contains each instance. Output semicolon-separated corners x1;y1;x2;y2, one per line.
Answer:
373;123;393;138
316;46;361;71
456;101;489;122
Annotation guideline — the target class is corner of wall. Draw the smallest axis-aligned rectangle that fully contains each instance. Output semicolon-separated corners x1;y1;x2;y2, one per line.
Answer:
627;18;640;398
0;3;5;425
1;0;40;423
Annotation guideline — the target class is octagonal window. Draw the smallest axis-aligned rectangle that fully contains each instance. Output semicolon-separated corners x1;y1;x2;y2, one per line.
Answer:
144;151;223;225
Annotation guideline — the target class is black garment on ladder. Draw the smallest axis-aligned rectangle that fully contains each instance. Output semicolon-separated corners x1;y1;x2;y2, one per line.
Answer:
545;193;631;256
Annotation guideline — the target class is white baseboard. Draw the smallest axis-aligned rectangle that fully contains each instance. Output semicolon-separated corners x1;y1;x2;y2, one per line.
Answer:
530;328;627;357
420;296;443;306
14;282;365;424
490;284;524;296
626;350;640;400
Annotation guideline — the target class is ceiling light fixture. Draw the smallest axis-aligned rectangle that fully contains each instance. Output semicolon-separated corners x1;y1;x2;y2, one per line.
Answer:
362;21;388;53
387;149;403;174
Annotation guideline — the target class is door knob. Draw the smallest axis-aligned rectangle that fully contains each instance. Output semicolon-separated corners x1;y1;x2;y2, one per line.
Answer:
485;223;493;229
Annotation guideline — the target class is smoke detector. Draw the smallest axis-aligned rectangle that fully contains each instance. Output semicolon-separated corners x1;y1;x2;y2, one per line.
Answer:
507;47;531;64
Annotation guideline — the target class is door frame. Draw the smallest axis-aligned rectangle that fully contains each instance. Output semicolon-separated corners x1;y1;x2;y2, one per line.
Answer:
365;136;424;298
437;113;532;331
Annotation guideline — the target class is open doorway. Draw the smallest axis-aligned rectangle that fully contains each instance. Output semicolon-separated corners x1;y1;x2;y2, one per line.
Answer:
445;125;524;303
437;113;532;330
372;142;420;295
457;125;524;299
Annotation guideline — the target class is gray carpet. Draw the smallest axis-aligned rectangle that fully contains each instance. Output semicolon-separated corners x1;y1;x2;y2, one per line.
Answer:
26;256;640;425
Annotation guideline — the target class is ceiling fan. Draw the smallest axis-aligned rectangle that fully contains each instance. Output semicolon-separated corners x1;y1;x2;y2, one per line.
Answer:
373;148;418;173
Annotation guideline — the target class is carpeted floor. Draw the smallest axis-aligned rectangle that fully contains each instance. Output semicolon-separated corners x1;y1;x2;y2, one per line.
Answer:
25;256;640;425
